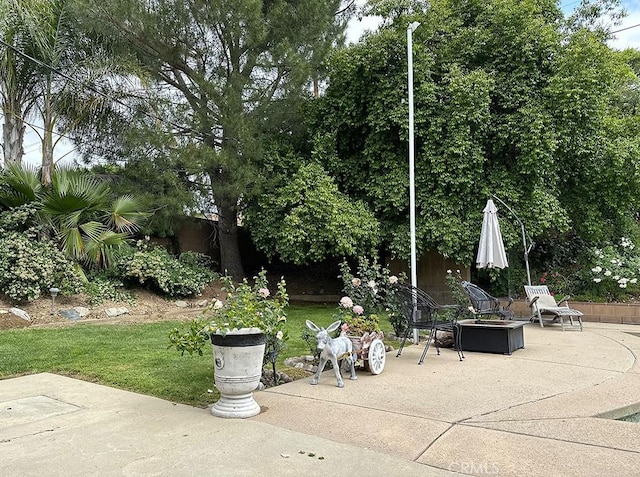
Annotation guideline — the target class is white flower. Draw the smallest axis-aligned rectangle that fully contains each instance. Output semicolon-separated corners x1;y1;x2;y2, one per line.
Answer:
276;330;284;340
604;270;612;277
389;275;398;284
367;280;378;294
213;300;224;310
593;278;602;283
340;296;353;308
446;269;452;274
619;283;628;288
630;278;638;284
351;278;362;287
613;275;620;281
618;278;629;284
592;266;602;273
258;288;270;298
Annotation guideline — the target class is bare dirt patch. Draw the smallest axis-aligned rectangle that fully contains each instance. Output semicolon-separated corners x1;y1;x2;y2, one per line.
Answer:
0;283;224;330
0;268;340;330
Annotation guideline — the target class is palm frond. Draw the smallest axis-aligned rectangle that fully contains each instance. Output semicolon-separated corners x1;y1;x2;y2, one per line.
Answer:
79;220;109;243
60;226;85;260
84;230;129;269
104;195;150;234
0;163;42;207
42;168;110;223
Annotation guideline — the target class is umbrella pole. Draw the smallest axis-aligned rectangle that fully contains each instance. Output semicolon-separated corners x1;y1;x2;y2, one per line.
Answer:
491;195;533;286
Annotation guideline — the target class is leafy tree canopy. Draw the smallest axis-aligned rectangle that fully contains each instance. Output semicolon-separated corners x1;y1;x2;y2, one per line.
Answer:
72;0;350;278
310;0;640;266
244;162;379;265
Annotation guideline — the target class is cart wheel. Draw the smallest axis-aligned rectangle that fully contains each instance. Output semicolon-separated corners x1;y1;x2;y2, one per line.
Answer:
364;339;385;375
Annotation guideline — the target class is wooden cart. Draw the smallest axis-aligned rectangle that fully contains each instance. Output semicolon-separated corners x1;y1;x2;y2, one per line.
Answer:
346;331;386;375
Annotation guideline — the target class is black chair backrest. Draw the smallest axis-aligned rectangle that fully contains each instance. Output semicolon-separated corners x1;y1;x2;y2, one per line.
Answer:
392;283;442;324
461;281;499;312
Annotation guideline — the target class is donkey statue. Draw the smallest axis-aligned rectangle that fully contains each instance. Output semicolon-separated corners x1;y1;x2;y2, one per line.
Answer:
306;320;357;388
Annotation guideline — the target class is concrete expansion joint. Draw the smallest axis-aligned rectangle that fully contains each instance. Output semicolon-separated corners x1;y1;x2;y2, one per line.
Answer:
415;422;455;460
465;422;640;456
590;329;639;364
511;355;629;373
1;427;55;443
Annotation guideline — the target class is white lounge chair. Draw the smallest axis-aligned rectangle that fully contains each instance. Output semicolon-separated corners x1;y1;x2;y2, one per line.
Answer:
524;285;583;331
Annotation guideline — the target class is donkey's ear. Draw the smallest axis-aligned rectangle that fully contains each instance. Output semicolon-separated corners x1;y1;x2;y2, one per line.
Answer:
326;320;342;333
306;320;320;332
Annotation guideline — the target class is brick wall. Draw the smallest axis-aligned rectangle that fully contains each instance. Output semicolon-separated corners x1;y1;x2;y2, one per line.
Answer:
511;300;640;325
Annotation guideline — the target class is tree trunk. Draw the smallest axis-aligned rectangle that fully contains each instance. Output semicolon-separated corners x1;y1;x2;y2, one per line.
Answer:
2;105;25;166
41;81;54;187
217;196;244;280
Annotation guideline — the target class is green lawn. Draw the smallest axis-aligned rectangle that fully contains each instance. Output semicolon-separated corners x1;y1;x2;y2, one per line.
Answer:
0;303;390;408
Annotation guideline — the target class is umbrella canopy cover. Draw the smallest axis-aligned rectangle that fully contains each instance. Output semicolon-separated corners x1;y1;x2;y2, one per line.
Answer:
476;199;508;269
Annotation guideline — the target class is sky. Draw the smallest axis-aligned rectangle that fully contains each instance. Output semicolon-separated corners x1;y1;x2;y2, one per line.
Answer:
20;0;640;167
346;0;640;49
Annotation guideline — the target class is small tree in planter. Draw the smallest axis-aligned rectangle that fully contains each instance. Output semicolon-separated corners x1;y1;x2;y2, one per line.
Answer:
169;270;288;418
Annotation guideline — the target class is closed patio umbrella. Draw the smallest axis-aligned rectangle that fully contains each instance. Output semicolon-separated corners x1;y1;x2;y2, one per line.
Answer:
476;199;508;269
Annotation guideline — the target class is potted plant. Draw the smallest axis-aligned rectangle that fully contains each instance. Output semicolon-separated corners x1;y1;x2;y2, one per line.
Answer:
169;270;288;418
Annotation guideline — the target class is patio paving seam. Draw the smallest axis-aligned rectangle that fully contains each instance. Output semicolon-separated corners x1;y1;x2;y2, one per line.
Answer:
589;328;640;359
1;427;56;442
456;389;603;424
263;389;458;425
456;421;640;455
415;422;455;458
490;356;628;373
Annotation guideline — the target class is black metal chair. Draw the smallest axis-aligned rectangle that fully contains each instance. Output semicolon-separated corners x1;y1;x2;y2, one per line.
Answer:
460;281;514;321
392;283;464;364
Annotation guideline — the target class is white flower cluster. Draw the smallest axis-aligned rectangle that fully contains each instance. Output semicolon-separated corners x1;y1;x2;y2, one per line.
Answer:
590;239;640;289
621;237;634;250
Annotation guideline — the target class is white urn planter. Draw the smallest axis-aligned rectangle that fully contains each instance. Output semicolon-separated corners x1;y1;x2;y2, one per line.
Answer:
210;327;265;419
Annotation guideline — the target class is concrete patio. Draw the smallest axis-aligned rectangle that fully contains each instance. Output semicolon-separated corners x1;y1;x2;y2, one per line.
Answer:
1;321;639;476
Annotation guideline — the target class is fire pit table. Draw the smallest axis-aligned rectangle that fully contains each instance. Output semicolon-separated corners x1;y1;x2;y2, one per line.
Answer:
454;319;525;355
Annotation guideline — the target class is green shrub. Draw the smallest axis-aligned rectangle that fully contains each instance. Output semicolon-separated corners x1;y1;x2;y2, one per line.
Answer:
576;238;640;302
0;204;41;234
444;270;475;320
118;245;216;297
84;273;136;305
337;257;407;336
0;232;83;302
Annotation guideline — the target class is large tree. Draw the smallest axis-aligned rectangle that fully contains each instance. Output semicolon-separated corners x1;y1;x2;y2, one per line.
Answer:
75;0;350;279
1;0;134;185
0;0;40;167
311;0;640;266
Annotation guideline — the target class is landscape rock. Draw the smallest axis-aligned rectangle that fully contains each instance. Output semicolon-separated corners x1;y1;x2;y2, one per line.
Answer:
60;309;82;321
284;356;316;373
0;310;31;330
73;307;91;317
105;307;129;317
174;300;189;308
9;308;30;321
196;300;208;307
434;330;454;348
